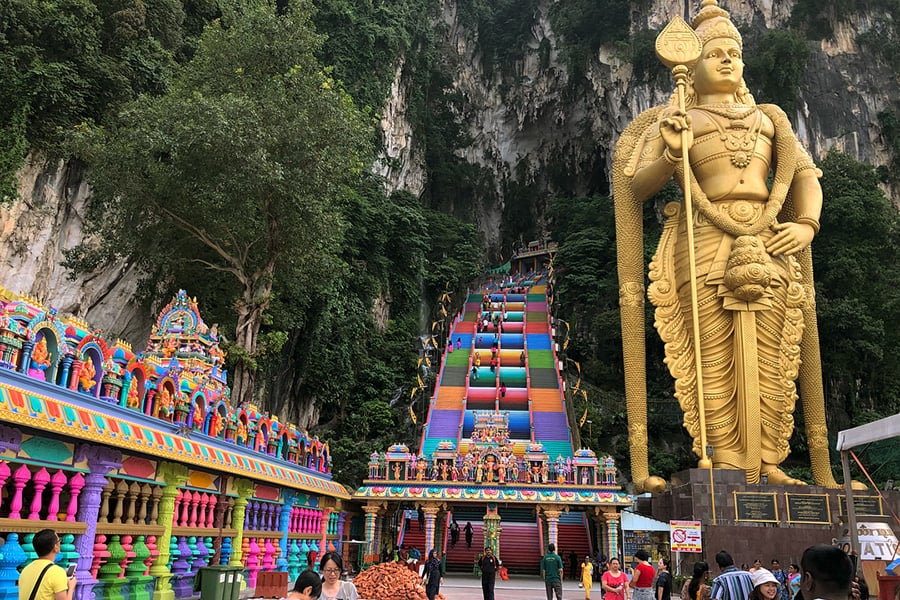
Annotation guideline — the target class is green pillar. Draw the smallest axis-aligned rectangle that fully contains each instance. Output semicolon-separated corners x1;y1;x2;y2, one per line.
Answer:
228;478;256;567
151;462;190;600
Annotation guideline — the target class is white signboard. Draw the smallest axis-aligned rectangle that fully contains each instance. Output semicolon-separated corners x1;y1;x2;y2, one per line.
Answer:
670;520;702;553
835;522;900;560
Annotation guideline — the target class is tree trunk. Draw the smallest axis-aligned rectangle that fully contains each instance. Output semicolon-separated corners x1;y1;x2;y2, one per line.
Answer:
230;273;274;407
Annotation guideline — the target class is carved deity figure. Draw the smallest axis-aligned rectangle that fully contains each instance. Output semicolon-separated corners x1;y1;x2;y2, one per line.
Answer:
29;337;51;380
126;383;141;409
613;0;837;490
79;359;96;392
158;387;174;421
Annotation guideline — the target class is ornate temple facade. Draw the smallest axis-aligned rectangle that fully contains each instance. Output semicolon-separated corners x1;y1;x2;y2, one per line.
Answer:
0;288;351;600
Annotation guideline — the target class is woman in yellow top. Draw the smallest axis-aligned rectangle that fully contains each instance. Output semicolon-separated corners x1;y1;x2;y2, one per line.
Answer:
582;556;594;600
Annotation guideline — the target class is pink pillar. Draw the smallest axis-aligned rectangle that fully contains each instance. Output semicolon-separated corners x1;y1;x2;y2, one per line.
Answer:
66;472;85;522
180;490;191;526
206;494;217;528
9;463;32;519
247;538;261;586
0;462;10;513
46;470;68;520
29;467;51;519
189;491;200;527
173;490;184;526
199;493;210;528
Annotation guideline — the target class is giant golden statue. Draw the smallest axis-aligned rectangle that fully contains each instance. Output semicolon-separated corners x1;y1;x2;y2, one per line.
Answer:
613;0;838;491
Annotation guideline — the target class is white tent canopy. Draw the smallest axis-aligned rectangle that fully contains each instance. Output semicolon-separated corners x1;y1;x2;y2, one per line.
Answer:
836;413;900;450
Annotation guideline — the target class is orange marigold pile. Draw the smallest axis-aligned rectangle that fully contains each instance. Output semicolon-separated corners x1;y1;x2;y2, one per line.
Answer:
354;561;430;600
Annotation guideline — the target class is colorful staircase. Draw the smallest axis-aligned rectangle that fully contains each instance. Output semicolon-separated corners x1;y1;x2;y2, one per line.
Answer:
419;279;574;461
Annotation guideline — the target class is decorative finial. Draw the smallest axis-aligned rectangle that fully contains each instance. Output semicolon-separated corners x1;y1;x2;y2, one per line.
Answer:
692;0;742;47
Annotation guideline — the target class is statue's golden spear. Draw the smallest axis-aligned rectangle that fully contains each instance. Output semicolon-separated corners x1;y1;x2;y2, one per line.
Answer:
655;18;712;469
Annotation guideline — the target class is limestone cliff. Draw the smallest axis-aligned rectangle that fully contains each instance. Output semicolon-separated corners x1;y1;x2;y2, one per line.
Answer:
376;0;898;255
4;0;898;339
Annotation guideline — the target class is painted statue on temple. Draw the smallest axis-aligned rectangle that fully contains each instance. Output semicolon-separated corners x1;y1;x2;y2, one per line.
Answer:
78;359;96;393
613;0;837;490
29;337;51;380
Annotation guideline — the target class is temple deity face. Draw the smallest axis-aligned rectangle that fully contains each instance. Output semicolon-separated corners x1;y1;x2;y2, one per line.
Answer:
692;37;744;99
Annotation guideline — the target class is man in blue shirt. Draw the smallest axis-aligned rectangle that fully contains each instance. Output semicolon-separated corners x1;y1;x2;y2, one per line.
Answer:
711;551;753;600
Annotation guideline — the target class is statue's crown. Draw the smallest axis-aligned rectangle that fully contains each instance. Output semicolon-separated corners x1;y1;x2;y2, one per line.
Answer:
692;0;742;47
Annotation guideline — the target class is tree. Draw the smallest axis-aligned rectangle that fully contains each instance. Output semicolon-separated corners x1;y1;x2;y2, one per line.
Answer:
71;0;370;406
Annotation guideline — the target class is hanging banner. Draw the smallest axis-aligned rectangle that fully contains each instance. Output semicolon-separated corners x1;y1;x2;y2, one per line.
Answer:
670;520;702;553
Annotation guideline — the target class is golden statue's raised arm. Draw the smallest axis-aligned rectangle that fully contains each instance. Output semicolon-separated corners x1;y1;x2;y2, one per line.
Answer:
613;0;839;491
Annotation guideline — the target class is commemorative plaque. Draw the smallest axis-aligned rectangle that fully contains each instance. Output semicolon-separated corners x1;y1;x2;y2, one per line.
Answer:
785;493;831;524
839;495;883;516
735;492;778;523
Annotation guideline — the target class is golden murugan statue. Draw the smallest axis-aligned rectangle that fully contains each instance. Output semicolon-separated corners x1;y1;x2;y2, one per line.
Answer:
613;0;839;491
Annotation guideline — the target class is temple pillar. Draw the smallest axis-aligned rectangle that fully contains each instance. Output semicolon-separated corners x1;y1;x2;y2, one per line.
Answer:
320;506;334;556
542;506;561;551
482;504;501;557
227;479;256;567
422;504;440;554
277;490;296;572
18;340;33;373
602;510;620;560
150;462;190;600
72;444;121;600
362;505;381;558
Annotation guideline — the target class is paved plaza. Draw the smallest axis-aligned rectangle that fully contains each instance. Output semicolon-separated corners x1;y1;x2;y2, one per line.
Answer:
437;573;587;600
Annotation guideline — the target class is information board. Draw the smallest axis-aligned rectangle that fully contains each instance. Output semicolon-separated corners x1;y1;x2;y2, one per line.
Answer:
670;520;702;553
734;492;778;522
838;495;884;516
785;493;831;524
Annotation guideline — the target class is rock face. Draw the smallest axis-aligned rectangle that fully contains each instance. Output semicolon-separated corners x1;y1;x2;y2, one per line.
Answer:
5;0;899;339
1;156;150;343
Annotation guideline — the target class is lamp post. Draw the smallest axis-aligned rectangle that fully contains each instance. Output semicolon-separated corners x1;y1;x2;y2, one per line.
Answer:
706;445;716;526
586;419;593;441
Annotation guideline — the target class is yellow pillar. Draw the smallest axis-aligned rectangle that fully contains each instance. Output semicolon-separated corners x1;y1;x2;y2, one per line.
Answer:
603;511;620;560
151;462;190;600
228;478;256;567
363;505;382;558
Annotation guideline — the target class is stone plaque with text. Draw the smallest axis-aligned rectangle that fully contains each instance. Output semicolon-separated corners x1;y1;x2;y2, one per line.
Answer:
786;493;831;524
838;495;883;516
735;492;778;522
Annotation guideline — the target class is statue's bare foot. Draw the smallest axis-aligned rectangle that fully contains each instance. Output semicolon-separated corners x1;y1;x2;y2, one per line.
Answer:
637;475;667;493
762;468;805;485
850;479;868;490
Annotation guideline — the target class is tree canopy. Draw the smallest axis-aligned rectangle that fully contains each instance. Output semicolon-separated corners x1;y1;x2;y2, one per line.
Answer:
71;0;370;406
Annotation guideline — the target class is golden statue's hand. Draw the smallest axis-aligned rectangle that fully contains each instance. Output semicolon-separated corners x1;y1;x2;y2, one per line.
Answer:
659;108;693;157
767;222;816;256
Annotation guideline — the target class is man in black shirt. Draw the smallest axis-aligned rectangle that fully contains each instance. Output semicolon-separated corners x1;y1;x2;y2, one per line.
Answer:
479;547;500;600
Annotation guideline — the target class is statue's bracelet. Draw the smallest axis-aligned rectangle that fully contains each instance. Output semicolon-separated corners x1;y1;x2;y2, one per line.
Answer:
663;148;682;166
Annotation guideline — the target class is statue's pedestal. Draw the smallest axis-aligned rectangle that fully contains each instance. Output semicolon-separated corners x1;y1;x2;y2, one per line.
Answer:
641;469;900;568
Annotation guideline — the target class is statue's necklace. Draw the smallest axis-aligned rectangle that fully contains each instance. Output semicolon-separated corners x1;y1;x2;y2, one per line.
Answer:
697;104;761;168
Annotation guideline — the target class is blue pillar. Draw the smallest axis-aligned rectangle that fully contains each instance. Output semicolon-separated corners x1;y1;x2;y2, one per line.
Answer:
278;490;296;572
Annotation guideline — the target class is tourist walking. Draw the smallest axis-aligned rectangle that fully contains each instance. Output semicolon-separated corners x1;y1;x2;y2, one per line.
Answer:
769;560;789;600
423;550;444;600
450;519;460;548
787;564;801;600
479;547;500;600
319;552;358;600
18;529;76;600
631;550;656;600
748;569;780;600
656;557;672;600
540;543;564;600
465;521;474;548
570;549;579;581
797;545;852;600
582;555;595;600
288;570;323;600
682;561;711;600
711;551;753;600
602;557;630;600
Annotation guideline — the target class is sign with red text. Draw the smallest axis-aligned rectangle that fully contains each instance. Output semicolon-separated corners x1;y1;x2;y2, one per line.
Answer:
670;520;702;553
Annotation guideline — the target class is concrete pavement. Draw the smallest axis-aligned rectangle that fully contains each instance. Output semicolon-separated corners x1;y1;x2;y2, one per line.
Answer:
437;573;590;600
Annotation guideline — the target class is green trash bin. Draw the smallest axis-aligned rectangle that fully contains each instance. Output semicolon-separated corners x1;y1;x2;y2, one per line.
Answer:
194;566;230;600
223;566;244;600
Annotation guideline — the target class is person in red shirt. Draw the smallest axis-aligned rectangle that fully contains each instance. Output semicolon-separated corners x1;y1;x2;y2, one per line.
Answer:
630;550;656;600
